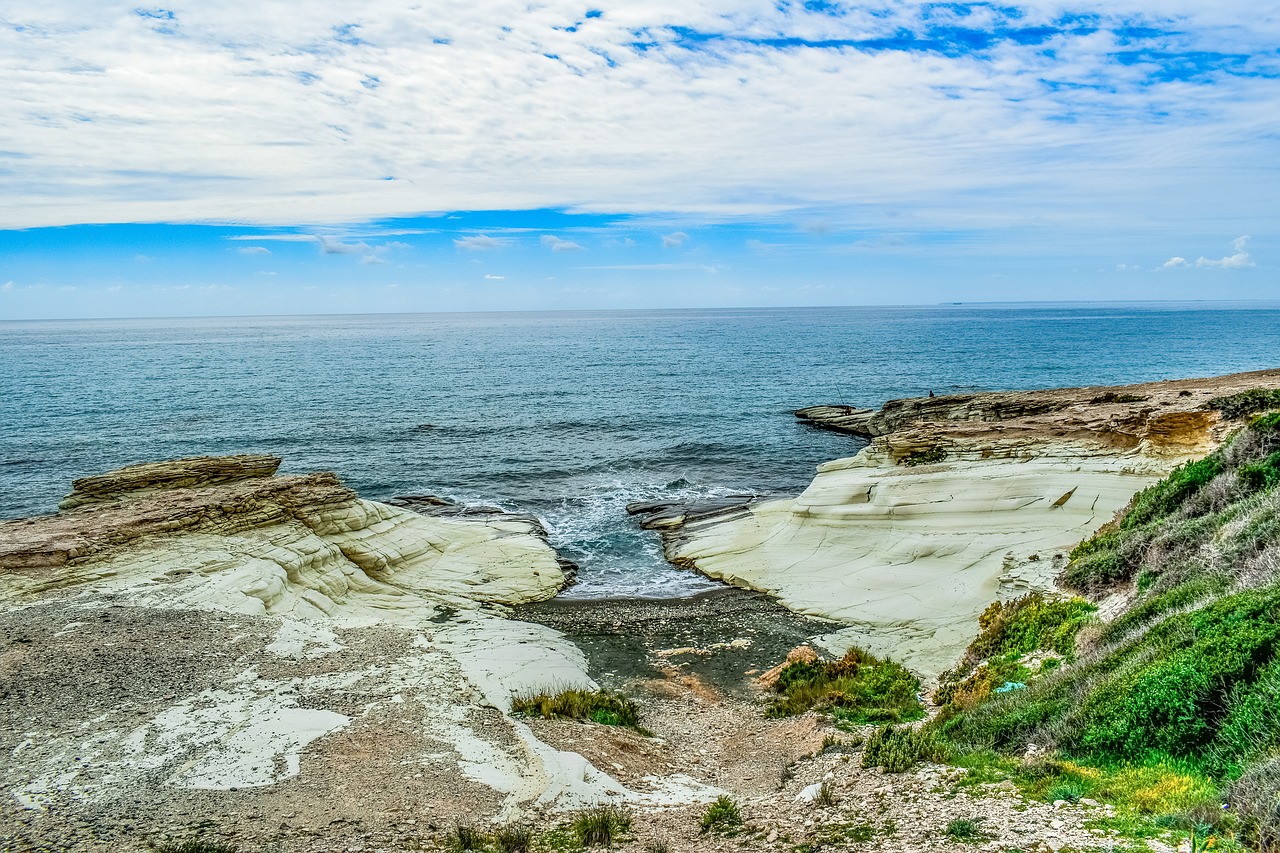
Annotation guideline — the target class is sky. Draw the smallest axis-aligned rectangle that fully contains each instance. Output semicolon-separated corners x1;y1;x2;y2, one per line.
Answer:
1;1;1277;318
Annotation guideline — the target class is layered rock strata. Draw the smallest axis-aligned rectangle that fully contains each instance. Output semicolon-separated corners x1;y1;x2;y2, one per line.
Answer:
0;457;650;848
652;369;1280;678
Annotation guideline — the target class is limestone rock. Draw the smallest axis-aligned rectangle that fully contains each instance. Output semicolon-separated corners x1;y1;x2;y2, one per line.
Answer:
0;456;615;836
2;458;569;612
664;369;1280;677
59;453;282;510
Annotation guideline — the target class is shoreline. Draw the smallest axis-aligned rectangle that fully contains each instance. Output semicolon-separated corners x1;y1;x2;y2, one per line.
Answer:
641;368;1280;677
3;367;1280;851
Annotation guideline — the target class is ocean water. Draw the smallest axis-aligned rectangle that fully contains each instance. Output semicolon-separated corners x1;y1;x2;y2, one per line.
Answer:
3;304;1278;597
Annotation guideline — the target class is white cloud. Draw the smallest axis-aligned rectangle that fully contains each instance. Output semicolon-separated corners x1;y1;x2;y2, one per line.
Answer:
1196;235;1256;269
238;245;272;255
0;2;1276;241
1115;263;1140;271
454;235;508;251
541;234;584;251
1161;257;1189;269
661;231;689;249
484;273;505;279
0;281;12;292
318;236;370;254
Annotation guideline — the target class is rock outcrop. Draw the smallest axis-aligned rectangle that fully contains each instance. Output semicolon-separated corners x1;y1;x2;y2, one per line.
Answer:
0;457;636;848
58;453;284;510
657;369;1280;678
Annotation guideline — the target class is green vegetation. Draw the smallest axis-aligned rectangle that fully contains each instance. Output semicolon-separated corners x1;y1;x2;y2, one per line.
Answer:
765;646;923;725
900;445;948;466
935;592;1094;711
572;805;632;847
1205;388;1280;419
926;412;1280;850
820;733;863;754
1090;392;1149;404
944;817;991;843
493;825;534;853
814;781;837;806
510;689;647;733
861;724;945;772
448;825;491;852
699;795;743;834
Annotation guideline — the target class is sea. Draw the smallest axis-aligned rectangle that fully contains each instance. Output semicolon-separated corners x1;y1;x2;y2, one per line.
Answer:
3;303;1278;598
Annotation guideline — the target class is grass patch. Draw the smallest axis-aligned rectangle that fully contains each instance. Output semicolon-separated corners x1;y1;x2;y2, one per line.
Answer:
765;646;923;724
493;825;533;853
944;817;991;842
447;825;491;852
511;689;646;733
699;795;743;834
861;724;945;773
821;733;864;754
572;805;632;847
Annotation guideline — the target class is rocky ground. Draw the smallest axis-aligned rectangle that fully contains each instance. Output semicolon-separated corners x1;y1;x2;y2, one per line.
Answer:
2;587;1144;853
11;369;1277;853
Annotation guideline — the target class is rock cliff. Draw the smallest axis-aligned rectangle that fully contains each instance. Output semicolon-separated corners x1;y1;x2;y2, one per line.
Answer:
0;457;641;849
654;369;1280;677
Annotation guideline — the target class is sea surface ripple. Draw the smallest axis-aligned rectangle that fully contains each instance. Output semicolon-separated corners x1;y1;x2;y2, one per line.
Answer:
3;304;1278;597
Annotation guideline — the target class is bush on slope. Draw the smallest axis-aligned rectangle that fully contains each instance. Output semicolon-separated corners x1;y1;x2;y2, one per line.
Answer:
929;410;1280;846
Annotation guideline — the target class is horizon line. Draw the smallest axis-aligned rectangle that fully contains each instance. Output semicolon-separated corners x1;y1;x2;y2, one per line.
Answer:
4;298;1280;324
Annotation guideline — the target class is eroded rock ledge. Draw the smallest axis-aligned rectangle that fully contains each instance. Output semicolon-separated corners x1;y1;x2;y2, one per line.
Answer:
0;457;644;850
652;369;1280;678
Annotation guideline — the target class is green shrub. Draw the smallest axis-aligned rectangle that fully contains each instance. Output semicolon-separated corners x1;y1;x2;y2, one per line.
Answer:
1210;657;1280;774
1253;412;1280;433
944;817;990;842
1237;451;1280;491
1071;585;1280;762
447;825;490;853
1047;778;1089;802
815;781;837;807
966;592;1096;662
861;725;945;772
511;689;645;732
1091;392;1149;404
572;805;632;847
766;646;922;724
699;795;742;834
901;446;948;466
493;824;533;853
1123;457;1223;529
1206;389;1280;419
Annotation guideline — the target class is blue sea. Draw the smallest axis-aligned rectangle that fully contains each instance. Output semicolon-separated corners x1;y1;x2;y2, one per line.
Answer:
3;304;1278;597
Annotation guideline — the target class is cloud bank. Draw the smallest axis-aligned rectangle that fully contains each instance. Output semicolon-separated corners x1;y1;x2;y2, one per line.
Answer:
0;1;1276;235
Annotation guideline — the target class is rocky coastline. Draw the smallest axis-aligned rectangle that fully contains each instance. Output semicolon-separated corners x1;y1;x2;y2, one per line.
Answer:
4;368;1280;852
638;369;1280;677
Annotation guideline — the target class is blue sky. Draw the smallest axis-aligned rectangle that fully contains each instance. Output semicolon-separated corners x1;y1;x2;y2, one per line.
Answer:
1;1;1277;318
